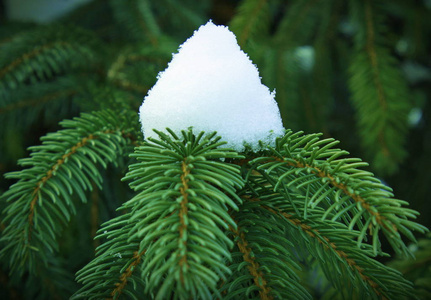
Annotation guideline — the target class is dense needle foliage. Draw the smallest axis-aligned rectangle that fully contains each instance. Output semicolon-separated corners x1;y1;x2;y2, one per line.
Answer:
1;0;430;299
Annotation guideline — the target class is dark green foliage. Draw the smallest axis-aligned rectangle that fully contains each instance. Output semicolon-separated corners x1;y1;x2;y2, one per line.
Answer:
1;0;430;299
0;24;101;90
387;233;431;299
0;110;135;274
70;128;426;299
229;0;430;178
224;202;310;300
73;212;144;299
348;0;411;174
123;130;244;299
251;130;427;257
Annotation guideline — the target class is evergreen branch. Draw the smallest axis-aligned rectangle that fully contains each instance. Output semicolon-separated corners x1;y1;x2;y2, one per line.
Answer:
273;157;385;228
0;110;134;276
178;159;192;286
273;0;323;49
154;0;208;36
73;212;146;299
107;44;172;95
0;77;81;157
0;25;101;90
0;89;76;115
348;0;411;174
248;130;427;257
243;193;416;299
387;234;431;299
111;78;150;94
256;199;383;297
364;1;386;112
27;132;101;239
0;41;69;79
229;0;270;47
228;221;272;299
110;250;146;299
120;129;245;299
223;202;311;300
109;0;160;44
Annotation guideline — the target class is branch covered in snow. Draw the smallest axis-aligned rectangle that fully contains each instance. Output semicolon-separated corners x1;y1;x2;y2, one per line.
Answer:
139;20;284;152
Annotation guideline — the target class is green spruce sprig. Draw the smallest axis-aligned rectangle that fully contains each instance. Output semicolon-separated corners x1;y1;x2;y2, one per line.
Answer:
0;110;135;277
71;128;426;299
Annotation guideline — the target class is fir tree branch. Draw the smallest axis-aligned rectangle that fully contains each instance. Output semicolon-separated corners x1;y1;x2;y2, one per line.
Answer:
73;212;146;299
224;202;310;300
27;132;103;239
120;129;244;299
110;250;146;299
107;44;172;95
0;25;100;90
247;130;427;257
178;160;191;285
274;0;322;48
241;193;415;299
111;78;150;94
0;41;70;79
109;0;160;45
228;221;272;300
364;1;386;112
271;157;388;229
253;197;383;297
0;110;135;277
154;0;207;36
229;0;269;47
0;89;77;114
348;0;411;174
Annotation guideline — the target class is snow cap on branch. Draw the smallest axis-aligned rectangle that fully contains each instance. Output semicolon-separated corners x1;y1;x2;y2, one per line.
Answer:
139;20;284;151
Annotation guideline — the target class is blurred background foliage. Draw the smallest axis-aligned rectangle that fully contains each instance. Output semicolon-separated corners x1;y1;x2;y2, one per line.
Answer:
0;0;430;298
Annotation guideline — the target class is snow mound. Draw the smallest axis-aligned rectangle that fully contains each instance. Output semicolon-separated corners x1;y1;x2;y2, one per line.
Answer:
139;20;284;152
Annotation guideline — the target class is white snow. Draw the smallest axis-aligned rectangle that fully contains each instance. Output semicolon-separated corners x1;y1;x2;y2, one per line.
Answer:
139;20;285;152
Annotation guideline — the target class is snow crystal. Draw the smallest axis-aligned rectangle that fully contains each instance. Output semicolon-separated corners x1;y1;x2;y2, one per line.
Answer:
139;20;285;152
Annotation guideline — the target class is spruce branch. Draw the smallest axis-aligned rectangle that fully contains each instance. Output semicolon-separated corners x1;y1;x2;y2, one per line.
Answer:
387;234;431;299
76;129;245;299
245;193;415;299
348;0;411;174
225;203;310;300
74;212;145;299
107;43;173;96
273;0;325;49
0;24;101;91
125;130;244;299
1;3;429;298
228;223;272;299
247;130;427;257
72;128;426;299
153;0;208;36
109;0;161;44
229;0;270;47
0;89;76;115
0;77;79;131
0;110;135;276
